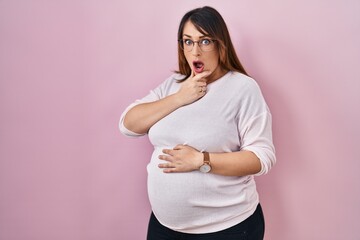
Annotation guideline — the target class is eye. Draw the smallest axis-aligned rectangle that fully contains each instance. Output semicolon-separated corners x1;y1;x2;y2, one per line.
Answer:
200;39;211;45
184;39;193;46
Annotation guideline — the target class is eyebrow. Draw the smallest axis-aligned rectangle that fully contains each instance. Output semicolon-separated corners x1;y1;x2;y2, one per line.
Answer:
182;34;210;39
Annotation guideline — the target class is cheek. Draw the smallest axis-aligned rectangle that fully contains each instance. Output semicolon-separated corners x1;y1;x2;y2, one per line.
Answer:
184;53;192;66
206;54;220;68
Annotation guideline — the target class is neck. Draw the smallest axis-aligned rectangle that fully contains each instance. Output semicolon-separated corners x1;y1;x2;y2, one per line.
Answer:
206;66;227;84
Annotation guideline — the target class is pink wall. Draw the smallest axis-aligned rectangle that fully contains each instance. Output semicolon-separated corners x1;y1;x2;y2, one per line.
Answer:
1;0;359;239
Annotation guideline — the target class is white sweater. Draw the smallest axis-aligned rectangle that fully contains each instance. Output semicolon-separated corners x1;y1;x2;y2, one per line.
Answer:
119;71;276;234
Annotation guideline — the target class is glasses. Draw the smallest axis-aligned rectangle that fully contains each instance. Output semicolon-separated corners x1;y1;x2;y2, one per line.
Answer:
178;38;217;52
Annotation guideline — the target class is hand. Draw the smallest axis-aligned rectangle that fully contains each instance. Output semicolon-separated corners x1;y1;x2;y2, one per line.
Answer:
158;144;204;173
175;70;211;105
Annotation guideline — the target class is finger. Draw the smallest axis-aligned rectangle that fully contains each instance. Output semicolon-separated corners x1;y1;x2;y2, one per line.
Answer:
198;82;207;87
163;168;177;173
162;149;173;155
158;162;175;168
187;70;195;80
163;168;175;173
199;86;207;94
195;71;212;81
158;154;173;162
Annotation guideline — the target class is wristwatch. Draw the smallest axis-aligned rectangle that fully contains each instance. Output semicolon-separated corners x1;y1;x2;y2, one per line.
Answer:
199;152;211;173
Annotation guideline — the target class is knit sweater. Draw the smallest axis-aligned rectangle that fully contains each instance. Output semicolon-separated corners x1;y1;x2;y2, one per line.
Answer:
119;71;276;234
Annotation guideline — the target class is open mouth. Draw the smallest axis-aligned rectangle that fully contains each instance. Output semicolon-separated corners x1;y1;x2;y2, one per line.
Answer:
193;61;204;73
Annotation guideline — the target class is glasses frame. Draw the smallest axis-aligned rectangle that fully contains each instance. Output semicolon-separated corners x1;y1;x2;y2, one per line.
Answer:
178;38;217;52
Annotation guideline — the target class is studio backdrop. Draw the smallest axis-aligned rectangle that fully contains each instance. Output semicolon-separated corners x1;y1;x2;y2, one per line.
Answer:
0;0;359;239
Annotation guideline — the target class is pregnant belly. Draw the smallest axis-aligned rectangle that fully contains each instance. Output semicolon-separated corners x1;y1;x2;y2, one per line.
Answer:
146;148;214;227
147;148;208;205
146;148;257;231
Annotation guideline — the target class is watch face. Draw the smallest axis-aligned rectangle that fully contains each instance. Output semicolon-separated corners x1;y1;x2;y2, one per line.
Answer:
200;164;211;173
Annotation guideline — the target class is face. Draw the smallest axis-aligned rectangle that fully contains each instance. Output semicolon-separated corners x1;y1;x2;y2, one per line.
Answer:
182;21;225;82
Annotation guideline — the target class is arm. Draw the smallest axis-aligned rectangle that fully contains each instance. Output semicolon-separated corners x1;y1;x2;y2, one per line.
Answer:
208;151;261;176
122;71;211;134
158;78;275;176
158;111;276;176
123;94;184;134
158;145;261;176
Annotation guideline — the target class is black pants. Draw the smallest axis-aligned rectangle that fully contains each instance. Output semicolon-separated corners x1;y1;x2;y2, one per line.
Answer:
147;204;265;240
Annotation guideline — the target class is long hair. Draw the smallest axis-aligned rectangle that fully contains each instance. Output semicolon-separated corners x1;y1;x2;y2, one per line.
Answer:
176;6;248;80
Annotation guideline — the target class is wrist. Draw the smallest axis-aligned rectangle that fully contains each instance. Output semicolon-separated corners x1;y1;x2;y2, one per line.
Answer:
195;151;204;169
171;92;187;107
199;152;212;173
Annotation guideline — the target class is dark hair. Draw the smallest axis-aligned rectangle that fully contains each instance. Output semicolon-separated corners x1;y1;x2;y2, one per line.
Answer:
176;6;248;80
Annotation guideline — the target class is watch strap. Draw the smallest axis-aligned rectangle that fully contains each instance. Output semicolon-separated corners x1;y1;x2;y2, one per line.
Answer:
203;152;210;165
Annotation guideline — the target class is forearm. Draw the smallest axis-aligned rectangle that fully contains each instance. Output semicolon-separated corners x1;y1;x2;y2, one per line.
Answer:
123;93;184;134
209;151;262;176
158;145;262;176
122;71;210;134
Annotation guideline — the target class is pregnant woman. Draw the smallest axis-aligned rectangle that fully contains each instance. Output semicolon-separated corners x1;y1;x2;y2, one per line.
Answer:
119;6;276;240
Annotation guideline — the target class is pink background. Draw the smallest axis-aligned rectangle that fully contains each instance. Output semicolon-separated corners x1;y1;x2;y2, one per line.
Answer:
1;0;359;239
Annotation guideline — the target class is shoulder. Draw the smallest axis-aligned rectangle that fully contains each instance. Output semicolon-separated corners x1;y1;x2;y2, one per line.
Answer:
226;71;269;111
228;72;270;115
222;71;263;99
227;71;260;90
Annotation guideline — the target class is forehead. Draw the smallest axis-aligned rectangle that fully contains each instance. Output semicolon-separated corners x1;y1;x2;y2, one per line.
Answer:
183;21;208;38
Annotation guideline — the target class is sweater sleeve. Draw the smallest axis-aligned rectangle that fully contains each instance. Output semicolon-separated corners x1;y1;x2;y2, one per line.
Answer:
237;81;276;176
118;75;174;137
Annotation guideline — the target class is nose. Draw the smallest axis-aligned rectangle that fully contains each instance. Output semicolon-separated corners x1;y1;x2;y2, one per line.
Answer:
191;42;201;56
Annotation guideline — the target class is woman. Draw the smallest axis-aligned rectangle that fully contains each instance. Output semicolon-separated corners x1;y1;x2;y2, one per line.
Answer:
119;6;276;240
